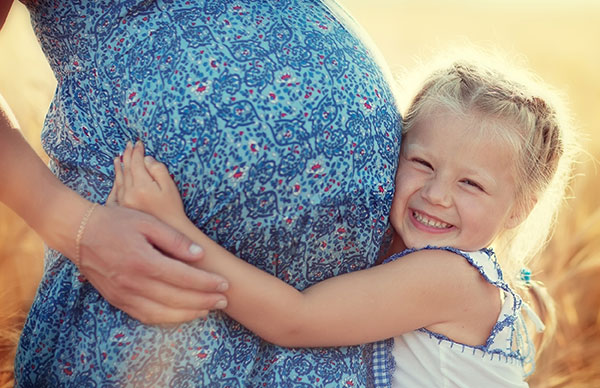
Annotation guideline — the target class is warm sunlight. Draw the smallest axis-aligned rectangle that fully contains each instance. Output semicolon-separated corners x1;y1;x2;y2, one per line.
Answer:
1;1;598;387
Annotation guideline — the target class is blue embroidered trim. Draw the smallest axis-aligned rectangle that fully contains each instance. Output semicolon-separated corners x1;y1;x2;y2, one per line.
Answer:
416;328;524;364
371;245;537;386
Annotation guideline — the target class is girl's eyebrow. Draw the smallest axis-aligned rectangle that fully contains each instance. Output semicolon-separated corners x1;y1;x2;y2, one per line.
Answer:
402;142;426;154
463;167;497;188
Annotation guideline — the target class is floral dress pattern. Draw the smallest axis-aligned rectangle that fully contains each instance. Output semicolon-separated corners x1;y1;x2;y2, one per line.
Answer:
15;1;401;387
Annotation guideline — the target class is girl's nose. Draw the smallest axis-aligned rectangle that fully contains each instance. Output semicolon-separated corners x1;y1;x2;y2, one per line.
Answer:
421;176;451;207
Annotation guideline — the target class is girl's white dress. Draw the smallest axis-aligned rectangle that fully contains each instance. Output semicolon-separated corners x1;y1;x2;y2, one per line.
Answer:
372;247;542;388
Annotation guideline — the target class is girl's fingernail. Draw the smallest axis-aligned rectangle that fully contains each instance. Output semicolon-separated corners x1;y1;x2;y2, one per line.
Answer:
144;155;155;165
216;282;229;292
214;299;228;309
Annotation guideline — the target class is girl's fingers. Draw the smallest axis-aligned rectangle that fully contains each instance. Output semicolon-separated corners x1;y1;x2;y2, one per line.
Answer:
130;140;153;184
106;157;123;205
122;141;134;190
114;156;124;188
144;156;173;190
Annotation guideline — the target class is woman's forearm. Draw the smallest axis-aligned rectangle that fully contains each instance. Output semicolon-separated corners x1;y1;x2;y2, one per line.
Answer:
0;93;90;259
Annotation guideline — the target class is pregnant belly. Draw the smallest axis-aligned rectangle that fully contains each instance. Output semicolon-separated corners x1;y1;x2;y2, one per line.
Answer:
39;1;401;289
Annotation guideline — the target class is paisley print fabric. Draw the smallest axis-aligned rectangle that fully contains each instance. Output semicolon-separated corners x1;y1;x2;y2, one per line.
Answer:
15;1;401;386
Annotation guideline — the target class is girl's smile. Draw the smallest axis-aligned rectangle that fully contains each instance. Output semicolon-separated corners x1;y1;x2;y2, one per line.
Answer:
410;209;454;232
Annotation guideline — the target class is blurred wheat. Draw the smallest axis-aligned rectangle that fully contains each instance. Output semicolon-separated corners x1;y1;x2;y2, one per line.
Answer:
1;1;599;387
528;159;600;388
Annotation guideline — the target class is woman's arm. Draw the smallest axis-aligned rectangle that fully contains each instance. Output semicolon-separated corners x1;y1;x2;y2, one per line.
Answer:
0;93;89;255
0;93;228;324
116;143;492;346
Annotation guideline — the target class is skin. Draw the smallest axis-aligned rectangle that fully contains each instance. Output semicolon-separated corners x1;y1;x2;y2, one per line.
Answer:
0;3;228;324
110;105;526;348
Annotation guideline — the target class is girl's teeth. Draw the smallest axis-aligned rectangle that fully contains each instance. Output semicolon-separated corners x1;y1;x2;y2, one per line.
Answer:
413;211;451;229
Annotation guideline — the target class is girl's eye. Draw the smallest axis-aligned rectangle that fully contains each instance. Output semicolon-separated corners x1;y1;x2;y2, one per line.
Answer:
412;158;433;170
462;179;485;192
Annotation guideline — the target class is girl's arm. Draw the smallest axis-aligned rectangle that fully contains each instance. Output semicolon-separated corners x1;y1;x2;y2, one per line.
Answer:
115;144;494;347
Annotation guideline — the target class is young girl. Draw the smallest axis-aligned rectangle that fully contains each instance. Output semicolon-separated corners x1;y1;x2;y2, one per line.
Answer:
108;56;574;387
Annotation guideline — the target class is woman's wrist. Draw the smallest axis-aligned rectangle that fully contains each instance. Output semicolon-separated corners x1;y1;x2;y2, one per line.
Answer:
0;118;95;260
30;178;95;260
73;202;99;268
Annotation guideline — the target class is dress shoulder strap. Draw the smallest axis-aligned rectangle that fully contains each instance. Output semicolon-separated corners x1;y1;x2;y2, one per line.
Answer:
383;246;541;376
384;246;503;284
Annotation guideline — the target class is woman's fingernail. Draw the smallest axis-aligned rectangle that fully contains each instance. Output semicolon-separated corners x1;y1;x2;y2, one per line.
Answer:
217;282;229;292
189;244;203;255
214;299;228;309
144;155;155;165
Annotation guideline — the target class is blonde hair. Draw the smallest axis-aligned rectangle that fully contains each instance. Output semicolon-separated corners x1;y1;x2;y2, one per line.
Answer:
399;50;578;353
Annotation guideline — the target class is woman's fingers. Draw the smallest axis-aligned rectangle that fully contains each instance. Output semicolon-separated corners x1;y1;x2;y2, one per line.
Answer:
122;296;210;325
104;264;227;311
85;266;214;324
122;297;210;325
79;205;227;325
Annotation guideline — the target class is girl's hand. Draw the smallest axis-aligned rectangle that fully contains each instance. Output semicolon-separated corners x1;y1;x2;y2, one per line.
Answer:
108;141;187;229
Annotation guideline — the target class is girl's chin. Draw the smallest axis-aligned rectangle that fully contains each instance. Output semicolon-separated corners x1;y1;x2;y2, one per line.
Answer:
404;236;452;249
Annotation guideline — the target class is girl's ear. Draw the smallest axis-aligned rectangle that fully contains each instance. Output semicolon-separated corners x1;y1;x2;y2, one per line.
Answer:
505;196;537;229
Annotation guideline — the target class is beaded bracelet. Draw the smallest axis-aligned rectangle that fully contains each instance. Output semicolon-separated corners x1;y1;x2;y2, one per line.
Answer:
74;202;99;269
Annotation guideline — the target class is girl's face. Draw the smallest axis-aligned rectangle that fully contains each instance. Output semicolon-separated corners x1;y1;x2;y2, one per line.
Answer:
390;106;523;252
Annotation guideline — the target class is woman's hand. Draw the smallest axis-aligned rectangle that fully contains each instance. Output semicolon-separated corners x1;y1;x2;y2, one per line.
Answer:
78;204;229;325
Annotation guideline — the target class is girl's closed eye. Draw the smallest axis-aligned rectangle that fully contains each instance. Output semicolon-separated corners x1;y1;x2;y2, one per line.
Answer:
460;178;486;193
412;158;433;170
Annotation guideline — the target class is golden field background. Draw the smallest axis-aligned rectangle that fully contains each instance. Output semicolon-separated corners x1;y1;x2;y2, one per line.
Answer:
0;1;599;386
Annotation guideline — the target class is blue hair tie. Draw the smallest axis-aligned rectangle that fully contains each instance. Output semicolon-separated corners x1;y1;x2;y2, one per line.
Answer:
520;268;532;285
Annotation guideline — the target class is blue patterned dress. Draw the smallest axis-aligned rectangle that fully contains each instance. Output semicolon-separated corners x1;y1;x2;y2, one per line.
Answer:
15;1;401;387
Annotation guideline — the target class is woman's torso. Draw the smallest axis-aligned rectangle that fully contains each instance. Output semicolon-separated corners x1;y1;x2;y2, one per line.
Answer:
16;1;401;386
